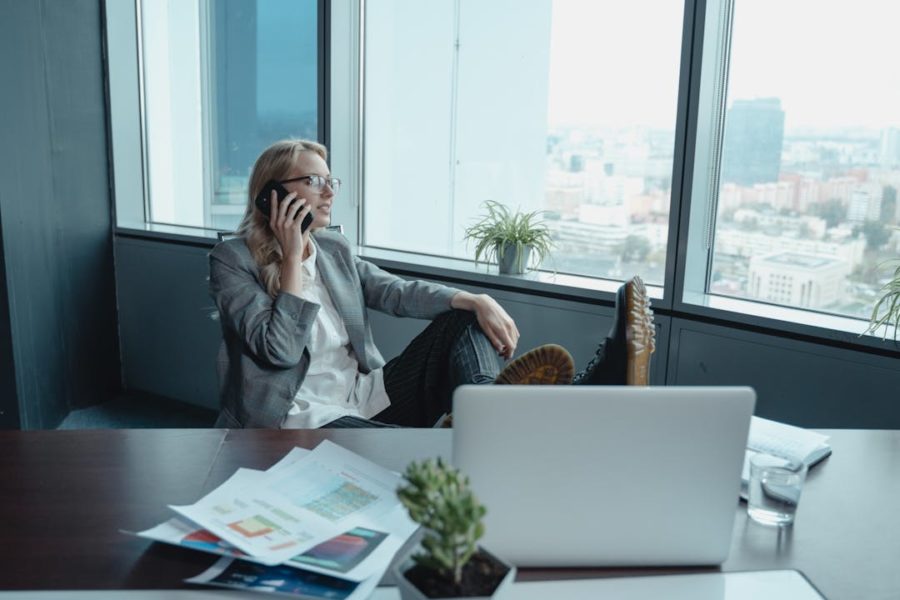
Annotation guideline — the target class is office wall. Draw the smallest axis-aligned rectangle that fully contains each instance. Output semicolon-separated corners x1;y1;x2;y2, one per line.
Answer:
116;235;900;429
115;237;221;411
0;0;120;429
668;318;900;429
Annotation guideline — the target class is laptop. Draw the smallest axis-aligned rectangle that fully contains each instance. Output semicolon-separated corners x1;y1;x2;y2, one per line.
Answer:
451;385;755;567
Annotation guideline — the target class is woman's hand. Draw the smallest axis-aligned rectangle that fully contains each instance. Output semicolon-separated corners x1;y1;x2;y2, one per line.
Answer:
269;191;313;262
451;292;519;359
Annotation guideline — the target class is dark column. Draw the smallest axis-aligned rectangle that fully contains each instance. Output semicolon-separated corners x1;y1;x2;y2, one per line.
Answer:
0;0;121;429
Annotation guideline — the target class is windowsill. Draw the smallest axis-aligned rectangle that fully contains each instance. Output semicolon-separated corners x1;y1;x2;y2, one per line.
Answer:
116;221;224;245
354;245;665;304
113;224;649;303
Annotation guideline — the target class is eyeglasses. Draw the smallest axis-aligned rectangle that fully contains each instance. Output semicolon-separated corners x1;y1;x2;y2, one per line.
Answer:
279;175;342;194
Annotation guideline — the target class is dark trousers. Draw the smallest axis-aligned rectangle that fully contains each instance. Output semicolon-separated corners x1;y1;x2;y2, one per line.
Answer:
323;310;502;428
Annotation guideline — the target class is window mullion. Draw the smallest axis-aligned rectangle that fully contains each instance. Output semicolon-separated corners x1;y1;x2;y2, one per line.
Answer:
702;0;735;289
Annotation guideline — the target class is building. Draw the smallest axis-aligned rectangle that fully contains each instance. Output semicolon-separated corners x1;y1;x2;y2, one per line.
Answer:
748;252;849;309
880;127;900;169
716;228;866;271
847;184;884;223
721;98;785;186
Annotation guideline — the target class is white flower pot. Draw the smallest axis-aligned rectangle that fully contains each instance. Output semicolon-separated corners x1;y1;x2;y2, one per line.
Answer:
391;545;516;600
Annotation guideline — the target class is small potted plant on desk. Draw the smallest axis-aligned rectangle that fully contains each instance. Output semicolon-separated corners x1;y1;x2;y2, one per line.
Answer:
392;458;515;600
464;200;554;275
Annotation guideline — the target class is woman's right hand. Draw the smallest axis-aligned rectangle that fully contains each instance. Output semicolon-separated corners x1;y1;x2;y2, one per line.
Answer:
269;190;313;262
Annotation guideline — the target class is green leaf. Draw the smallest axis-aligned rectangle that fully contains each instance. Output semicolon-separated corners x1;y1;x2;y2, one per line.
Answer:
396;458;487;581
463;200;555;270
864;256;900;341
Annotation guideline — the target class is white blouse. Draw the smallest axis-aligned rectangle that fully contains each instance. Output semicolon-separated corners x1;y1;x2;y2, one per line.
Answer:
281;240;391;428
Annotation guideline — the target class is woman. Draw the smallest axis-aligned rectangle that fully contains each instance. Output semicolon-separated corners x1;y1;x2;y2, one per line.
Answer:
209;139;577;429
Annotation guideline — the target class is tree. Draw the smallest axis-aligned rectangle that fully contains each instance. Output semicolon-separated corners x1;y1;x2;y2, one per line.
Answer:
811;198;846;228
882;186;897;224
620;235;651;262
859;221;891;251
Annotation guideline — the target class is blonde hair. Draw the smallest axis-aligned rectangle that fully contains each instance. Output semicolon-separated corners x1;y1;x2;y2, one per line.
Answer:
236;139;328;297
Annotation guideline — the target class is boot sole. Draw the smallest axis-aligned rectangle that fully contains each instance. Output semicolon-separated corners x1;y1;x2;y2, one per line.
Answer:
625;276;656;386
495;344;575;385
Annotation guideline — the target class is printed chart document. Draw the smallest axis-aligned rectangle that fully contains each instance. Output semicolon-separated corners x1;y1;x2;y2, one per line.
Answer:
170;440;405;564
124;440;426;599
134;506;415;582
267;446;315;475
187;556;380;600
740;416;832;498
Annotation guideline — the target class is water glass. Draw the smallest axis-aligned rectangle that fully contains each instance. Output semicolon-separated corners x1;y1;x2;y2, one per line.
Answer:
747;453;808;526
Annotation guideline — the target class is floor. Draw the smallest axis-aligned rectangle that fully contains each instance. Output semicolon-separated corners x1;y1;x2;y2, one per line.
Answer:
57;392;217;429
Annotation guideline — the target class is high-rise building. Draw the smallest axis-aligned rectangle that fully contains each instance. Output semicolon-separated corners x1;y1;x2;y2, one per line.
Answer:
880;127;900;169
882;186;898;224
721;98;785;186
847;183;884;223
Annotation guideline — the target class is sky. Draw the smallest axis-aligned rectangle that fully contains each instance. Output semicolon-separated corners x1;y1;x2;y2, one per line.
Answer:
546;0;900;132
547;0;683;129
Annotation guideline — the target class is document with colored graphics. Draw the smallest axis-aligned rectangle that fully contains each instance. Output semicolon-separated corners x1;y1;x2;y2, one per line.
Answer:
169;440;406;565
186;555;381;600
136;495;414;581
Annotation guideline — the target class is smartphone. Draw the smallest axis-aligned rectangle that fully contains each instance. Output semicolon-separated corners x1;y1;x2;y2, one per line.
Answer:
255;179;314;232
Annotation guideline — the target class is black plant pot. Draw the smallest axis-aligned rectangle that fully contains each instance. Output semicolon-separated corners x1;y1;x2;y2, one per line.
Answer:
391;545;516;600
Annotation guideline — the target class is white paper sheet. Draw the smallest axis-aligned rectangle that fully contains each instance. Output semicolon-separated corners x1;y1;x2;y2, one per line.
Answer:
133;505;415;582
170;440;404;564
748;417;830;463
266;447;313;475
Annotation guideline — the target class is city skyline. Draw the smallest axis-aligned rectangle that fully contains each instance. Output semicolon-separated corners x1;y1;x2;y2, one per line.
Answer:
542;110;899;319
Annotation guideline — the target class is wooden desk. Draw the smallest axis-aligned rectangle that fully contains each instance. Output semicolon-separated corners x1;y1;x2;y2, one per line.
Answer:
0;429;897;599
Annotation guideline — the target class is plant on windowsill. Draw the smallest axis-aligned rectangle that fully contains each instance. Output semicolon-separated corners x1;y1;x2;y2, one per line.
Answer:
463;200;554;275
392;458;515;600
865;256;900;341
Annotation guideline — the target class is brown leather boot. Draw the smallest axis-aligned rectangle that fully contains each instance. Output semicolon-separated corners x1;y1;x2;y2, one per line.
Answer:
625;276;656;385
494;343;575;385
573;276;656;386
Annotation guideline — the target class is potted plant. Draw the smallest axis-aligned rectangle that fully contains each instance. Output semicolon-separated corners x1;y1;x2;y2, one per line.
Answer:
392;458;515;600
463;200;554;275
866;257;900;341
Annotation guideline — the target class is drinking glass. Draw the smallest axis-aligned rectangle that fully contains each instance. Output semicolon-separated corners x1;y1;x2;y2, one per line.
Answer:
747;453;807;526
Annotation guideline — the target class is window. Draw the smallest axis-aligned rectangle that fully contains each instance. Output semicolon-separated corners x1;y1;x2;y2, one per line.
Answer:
362;0;685;286
695;0;900;321
137;0;322;231
106;0;899;343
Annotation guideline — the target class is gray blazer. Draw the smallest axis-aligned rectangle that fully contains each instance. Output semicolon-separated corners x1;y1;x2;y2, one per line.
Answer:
209;231;460;428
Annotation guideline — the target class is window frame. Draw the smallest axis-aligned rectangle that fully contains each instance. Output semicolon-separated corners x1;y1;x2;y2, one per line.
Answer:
106;0;330;236
105;0;899;352
671;0;899;348
329;0;698;311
